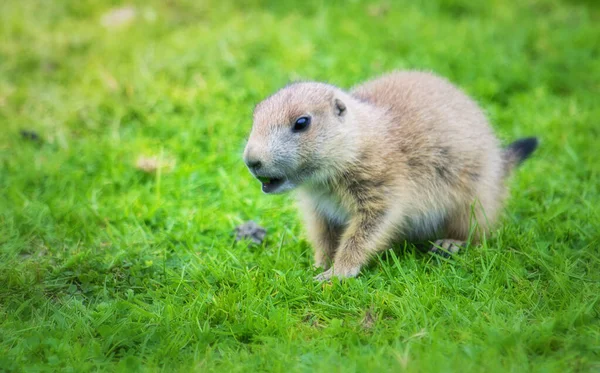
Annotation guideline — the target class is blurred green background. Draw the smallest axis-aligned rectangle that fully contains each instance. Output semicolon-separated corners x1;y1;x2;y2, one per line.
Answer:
1;0;599;372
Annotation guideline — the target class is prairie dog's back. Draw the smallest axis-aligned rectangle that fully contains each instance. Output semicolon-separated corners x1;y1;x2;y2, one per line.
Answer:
351;71;497;148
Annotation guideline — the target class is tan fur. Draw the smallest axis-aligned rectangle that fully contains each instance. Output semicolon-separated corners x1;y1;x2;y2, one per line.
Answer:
244;71;526;280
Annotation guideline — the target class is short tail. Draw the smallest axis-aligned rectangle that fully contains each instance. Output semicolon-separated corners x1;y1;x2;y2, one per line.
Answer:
503;137;539;174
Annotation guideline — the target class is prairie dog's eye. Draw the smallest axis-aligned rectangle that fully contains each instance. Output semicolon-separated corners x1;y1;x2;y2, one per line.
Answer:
292;116;311;132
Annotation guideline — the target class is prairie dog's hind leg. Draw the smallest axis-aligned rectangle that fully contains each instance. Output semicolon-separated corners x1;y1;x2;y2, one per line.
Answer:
428;204;484;257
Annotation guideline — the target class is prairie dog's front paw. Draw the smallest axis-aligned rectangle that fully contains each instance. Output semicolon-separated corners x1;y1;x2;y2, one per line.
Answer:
314;268;334;281
313;265;361;281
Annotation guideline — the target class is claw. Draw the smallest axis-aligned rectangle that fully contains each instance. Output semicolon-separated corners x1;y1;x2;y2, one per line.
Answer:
429;239;465;257
313;266;360;281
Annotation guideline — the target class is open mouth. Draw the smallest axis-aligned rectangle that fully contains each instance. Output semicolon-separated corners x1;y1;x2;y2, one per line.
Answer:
257;176;285;193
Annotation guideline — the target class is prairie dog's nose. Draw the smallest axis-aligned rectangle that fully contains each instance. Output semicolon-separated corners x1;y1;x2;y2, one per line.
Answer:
244;147;263;171
246;158;262;170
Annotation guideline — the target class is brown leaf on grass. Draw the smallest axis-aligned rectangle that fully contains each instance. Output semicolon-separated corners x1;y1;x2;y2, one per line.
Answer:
0;86;14;108
135;155;175;173
361;307;377;330
101;6;137;29
302;313;324;329
234;221;267;244
20;248;48;260
100;71;119;92
367;3;391;17
193;73;207;90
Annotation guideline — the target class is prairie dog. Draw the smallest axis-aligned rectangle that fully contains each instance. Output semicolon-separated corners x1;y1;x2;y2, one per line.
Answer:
243;71;538;280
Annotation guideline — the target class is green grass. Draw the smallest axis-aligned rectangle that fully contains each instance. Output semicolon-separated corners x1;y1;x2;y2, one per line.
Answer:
1;0;599;371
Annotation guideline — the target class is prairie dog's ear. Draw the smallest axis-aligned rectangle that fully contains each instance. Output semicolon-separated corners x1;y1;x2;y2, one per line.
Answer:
334;98;347;117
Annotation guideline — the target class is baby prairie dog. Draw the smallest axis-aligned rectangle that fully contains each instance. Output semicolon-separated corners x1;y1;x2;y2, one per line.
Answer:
243;71;538;281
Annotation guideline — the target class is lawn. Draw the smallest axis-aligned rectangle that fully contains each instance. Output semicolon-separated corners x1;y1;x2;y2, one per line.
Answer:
1;0;599;371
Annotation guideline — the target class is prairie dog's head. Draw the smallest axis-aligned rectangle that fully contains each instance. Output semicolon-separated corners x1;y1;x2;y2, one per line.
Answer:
243;82;353;194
